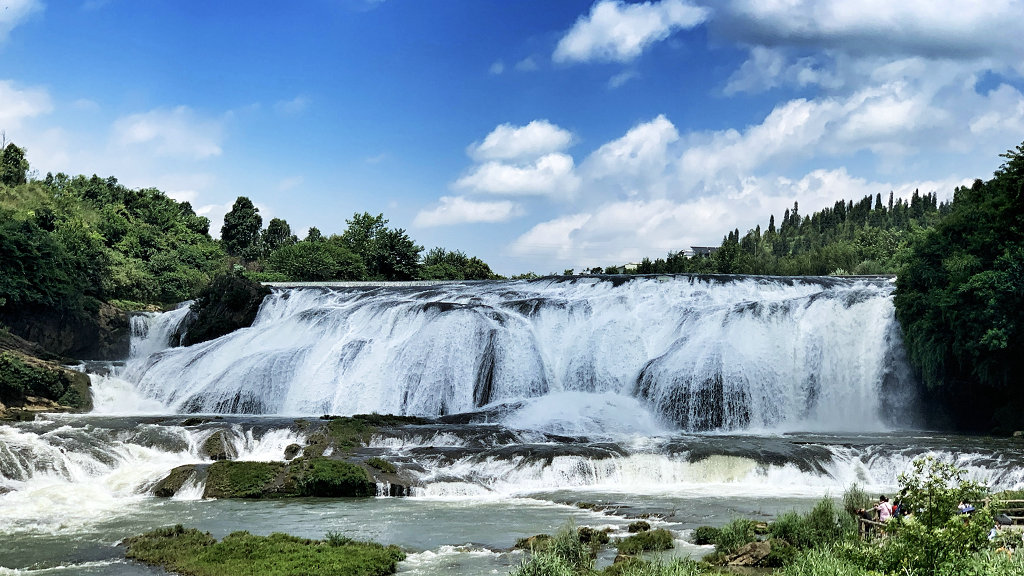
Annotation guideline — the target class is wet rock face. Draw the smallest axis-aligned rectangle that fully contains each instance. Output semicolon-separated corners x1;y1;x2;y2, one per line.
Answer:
182;273;270;347
0;302;129;361
153;465;199;498
201;430;238;461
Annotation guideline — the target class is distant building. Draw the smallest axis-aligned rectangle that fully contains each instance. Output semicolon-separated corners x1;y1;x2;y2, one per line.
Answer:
624;262;639;271
690;246;718;258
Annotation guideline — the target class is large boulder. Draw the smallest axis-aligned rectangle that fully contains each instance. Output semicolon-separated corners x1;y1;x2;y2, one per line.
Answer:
727;541;772;566
182;273;270;346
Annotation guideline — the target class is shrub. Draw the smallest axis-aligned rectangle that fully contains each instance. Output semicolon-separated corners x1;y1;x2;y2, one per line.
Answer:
769;511;814;549
713;518;755;555
690;526;720;546
762;538;798;567
628;520;651;533
616;529;674;555
843;482;873;518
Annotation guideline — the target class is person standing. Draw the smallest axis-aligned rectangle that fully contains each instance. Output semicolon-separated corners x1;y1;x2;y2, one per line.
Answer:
875;495;893;521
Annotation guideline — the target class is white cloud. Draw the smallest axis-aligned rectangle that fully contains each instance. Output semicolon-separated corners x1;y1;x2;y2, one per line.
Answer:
0;79;52;129
0;0;42;41
456;153;581;196
112;106;224;159
489;61;505;75
717;0;1024;65
413;196;524;227
585;115;679;185
508;213;591;260
553;0;710;63
275;95;309;115
468;120;573;162
608;70;639;89
515;57;538;72
277;175;304;191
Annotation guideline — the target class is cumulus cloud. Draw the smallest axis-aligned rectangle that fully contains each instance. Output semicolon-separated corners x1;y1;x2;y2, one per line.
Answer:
554;0;710;63
717;0;1024;64
112;106;224;159
453;120;581;198
0;80;52;129
584;115;679;191
468;120;573;162
0;0;42;41
456;153;581;196
414;196;524;227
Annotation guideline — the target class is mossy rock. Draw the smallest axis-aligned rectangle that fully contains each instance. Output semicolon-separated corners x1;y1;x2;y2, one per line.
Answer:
514;534;552;551
284;443;302;460
578;526;610;545
304;414;429;458
202;430;238;461
154;465;198;498
289;457;374;497
366;457;396;474
627;520;650;533
203;461;285;499
0;351;92;413
615;528;674;555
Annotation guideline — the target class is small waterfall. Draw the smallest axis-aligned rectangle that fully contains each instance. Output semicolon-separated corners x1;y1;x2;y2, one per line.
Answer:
129;302;194;359
120;276;913;433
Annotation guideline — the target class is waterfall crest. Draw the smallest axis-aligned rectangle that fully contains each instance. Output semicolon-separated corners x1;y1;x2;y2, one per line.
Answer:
122;275;913;432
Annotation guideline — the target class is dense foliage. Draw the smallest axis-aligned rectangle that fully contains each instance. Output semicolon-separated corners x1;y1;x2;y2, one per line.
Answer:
895;144;1024;432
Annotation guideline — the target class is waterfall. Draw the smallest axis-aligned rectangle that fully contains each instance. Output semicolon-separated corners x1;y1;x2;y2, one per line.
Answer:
121;275;914;432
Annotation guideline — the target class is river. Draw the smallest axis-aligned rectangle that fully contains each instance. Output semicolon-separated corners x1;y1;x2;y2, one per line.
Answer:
2;276;1021;575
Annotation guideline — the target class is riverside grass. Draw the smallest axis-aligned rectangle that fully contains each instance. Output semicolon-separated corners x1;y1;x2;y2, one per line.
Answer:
124;525;405;576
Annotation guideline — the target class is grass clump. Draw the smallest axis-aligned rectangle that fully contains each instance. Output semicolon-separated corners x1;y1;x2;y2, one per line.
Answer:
601;557;713;576
124;524;405;576
366;457;397;474
511;524;592;576
616;528;674;556
712;518;755;555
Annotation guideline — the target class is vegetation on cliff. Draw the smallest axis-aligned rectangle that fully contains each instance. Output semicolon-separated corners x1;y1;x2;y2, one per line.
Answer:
0;350;91;417
895;143;1024;433
124;525;405;576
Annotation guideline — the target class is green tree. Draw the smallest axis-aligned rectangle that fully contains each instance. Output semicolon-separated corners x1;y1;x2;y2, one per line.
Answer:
339;212;422;280
262;217;296;254
220;196;262;260
0;142;29;187
266;240;366;281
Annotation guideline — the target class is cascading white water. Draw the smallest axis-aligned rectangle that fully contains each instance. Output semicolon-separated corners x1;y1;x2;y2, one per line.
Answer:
128;302;193;359
121;276;912;432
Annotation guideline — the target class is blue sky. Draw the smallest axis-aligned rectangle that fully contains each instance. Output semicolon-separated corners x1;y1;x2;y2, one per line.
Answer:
2;0;1023;275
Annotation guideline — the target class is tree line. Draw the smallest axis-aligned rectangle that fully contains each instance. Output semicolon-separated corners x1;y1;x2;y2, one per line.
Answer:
217;197;496;283
0;141;497;325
